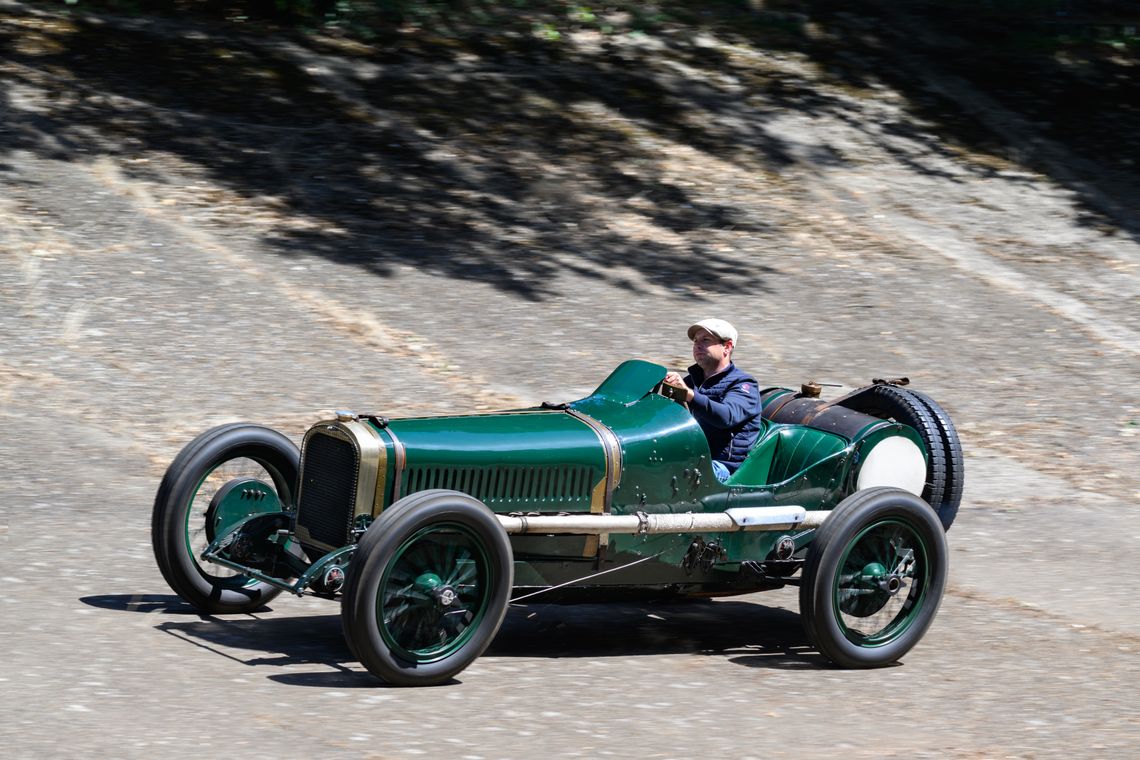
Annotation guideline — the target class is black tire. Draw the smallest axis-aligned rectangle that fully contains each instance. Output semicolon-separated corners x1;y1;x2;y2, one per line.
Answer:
342;490;513;686
907;390;965;531
843;385;961;531
152;424;299;614
800;487;948;668
340;490;452;664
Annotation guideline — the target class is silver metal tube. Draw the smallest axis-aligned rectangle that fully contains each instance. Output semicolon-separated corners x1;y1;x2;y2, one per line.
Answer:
497;508;830;536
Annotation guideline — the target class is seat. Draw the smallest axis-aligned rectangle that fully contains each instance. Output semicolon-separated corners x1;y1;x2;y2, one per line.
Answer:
726;425;847;487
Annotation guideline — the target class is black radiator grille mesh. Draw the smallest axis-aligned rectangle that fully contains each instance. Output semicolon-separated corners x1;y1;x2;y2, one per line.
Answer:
402;465;595;508
296;432;358;548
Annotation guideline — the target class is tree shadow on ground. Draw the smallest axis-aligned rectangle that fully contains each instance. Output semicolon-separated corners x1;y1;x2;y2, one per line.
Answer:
0;7;794;300
2;0;1136;297
759;0;1140;239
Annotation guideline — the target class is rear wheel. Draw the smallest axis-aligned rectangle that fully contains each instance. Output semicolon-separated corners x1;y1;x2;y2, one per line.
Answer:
843;385;963;530
800;487;948;668
342;490;513;686
152;424;298;614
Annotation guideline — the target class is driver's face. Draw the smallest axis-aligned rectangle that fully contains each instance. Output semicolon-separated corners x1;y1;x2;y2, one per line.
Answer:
692;328;730;366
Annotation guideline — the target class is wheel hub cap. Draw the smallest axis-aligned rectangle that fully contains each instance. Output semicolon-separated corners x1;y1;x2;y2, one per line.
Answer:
412;571;461;608
861;561;903;595
413;571;443;593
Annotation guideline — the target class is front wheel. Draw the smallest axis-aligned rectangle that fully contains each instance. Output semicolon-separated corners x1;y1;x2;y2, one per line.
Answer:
341;490;513;686
800;487;948;668
152;423;299;614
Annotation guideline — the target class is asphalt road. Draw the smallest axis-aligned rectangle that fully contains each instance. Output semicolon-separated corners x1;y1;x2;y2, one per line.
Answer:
3;14;1140;759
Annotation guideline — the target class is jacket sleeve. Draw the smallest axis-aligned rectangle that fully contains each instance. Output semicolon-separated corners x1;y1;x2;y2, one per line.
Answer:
689;380;760;429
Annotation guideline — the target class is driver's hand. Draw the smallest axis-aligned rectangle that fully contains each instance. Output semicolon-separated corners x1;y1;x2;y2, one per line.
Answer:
663;372;695;403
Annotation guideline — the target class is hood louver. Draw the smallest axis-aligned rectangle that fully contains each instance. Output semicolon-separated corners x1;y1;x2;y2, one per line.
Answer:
402;464;596;509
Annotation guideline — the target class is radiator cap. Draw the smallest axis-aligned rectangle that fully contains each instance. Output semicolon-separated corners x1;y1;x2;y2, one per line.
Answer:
335;410;357;422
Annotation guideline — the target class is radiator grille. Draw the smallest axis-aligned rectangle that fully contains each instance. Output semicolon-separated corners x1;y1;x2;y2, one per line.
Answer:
402;465;595;508
296;432;359;549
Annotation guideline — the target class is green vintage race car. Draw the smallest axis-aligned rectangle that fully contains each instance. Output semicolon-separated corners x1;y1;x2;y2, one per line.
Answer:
152;360;962;685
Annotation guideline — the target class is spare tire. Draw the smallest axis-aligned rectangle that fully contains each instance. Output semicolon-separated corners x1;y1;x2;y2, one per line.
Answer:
906;389;964;529
841;385;963;531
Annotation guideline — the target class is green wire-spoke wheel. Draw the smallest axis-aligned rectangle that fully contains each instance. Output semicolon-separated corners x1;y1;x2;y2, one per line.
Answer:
152;424;299;614
342;490;513;686
835;520;927;643
379;523;491;660
801;487;948;668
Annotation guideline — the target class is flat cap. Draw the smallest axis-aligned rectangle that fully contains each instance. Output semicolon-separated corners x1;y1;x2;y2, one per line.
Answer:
687;318;738;344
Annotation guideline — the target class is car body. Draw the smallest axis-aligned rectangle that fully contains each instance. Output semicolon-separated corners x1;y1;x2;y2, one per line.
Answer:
152;359;962;684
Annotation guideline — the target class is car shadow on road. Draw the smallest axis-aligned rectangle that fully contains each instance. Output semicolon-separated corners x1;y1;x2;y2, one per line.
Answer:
492;598;823;667
81;593;216;615
82;593;377;686
81;593;827;687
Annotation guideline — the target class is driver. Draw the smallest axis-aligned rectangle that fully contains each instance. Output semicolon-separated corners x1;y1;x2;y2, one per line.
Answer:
664;319;762;482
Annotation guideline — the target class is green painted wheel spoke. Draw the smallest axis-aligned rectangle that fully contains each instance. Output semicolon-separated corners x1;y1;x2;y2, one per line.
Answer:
843;547;866;574
443;553;476;588
419;614;441;646
376;522;494;662
384;584;431;609
185;458;282;587
834;518;930;642
456;586;480;606
439;537;462;571
841;588;878;599
892;547;916;576
383;601;416;627
387;563;421;586
876;532;896;567
403;549;435;583
440;612;469;638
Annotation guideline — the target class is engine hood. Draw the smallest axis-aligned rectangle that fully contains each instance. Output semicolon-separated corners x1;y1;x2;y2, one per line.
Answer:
380;409;610;513
386;409;605;468
367;360;706;515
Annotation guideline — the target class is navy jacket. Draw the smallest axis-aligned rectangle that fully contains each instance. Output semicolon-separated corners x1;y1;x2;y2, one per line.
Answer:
684;362;763;472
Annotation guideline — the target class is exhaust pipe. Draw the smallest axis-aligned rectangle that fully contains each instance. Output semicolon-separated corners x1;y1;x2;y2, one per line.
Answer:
497;506;828;536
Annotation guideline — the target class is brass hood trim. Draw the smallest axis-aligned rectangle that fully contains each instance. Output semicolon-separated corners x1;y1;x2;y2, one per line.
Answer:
564;408;622;515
